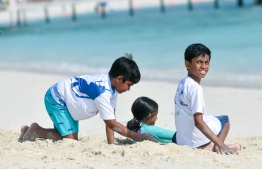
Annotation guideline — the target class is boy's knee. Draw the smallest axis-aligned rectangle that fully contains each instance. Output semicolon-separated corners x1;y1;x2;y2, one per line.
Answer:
224;115;229;122
216;115;229;123
30;122;40;129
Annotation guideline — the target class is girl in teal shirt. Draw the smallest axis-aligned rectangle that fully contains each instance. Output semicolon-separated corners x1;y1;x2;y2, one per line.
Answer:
127;97;176;144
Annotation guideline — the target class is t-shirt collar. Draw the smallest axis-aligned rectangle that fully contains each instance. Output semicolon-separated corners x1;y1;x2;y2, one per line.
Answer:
107;74;116;94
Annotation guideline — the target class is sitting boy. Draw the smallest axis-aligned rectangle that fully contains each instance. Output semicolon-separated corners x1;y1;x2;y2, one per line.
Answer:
174;43;241;154
19;54;156;144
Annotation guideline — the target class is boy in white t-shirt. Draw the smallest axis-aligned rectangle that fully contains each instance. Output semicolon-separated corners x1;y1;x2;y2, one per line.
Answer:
174;44;241;154
19;54;156;144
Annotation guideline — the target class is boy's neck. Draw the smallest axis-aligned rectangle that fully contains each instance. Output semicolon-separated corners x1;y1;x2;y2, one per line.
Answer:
110;76;116;89
188;74;201;84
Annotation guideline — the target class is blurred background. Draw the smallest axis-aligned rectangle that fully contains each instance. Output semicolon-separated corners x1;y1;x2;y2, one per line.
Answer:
0;0;262;88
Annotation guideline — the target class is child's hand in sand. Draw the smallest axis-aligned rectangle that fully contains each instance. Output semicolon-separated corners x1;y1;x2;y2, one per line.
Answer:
214;143;241;155
139;133;158;143
218;143;238;155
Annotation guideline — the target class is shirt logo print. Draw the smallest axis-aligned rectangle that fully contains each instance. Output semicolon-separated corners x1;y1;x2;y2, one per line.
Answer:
71;77;106;100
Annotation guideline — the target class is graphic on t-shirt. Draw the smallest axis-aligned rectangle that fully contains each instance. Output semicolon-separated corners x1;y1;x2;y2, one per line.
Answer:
179;99;188;106
178;90;188;106
71;77;106;100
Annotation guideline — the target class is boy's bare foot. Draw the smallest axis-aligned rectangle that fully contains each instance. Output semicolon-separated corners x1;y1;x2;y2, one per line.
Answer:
228;143;242;151
22;123;40;142
18;125;29;142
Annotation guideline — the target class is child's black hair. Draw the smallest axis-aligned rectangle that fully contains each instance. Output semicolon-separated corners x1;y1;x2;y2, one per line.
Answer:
127;97;158;133
109;53;140;84
184;43;211;62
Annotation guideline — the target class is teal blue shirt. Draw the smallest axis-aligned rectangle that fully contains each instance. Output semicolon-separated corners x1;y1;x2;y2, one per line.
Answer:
140;122;176;143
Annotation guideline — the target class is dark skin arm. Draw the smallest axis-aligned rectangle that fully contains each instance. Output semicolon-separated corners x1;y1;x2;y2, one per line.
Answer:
104;119;158;143
105;110;115;144
106;124;114;144
194;113;236;155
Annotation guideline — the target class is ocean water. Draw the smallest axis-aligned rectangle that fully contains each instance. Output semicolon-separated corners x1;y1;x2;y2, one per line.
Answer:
0;0;262;88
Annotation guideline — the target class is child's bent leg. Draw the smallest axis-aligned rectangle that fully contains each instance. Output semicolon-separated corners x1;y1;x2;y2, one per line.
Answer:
212;122;230;152
216;115;230;142
197;142;215;151
18;125;29;142
213;116;230;152
218;121;230;142
22;123;62;142
213;121;230;152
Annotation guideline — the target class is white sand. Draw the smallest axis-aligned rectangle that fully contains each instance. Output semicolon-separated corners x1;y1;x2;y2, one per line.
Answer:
1;70;262;168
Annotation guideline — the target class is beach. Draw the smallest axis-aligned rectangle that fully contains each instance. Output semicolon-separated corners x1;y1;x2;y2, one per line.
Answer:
1;0;262;168
1;70;262;169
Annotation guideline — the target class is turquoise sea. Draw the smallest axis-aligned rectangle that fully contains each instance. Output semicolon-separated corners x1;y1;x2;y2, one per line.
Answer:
0;0;262;88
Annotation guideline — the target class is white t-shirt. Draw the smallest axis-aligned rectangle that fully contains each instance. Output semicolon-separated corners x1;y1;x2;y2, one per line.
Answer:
174;76;221;148
50;74;117;121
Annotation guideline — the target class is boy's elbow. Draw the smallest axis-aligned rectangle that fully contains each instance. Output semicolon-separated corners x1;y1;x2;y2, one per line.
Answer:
194;118;204;129
193;113;204;129
104;119;115;127
194;121;201;129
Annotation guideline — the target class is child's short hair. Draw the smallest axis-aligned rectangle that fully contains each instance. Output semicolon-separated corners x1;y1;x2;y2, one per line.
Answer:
184;43;211;62
109;53;140;84
127;97;158;132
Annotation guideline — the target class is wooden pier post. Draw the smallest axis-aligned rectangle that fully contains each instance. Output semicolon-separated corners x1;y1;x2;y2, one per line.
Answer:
62;4;66;16
23;9;27;26
16;9;21;27
255;0;262;5
188;0;193;11
101;9;106;18
129;0;134;16
9;0;17;28
214;0;219;9
72;3;77;21
160;0;165;13
237;0;243;7
44;6;50;23
9;11;15;28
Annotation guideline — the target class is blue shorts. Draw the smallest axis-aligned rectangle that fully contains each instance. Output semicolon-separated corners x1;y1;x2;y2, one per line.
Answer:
215;115;229;136
172;132;177;144
44;88;79;136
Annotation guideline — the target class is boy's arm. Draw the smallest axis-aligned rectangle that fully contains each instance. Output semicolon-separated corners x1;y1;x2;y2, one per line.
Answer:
194;113;236;155
106;125;114;144
105;110;115;144
104;119;157;143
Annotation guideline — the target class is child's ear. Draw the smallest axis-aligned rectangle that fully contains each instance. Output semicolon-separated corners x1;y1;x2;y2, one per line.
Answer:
116;76;123;82
185;60;190;70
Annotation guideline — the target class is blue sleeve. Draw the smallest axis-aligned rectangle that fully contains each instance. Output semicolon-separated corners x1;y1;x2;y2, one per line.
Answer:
141;124;176;143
